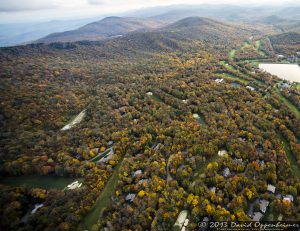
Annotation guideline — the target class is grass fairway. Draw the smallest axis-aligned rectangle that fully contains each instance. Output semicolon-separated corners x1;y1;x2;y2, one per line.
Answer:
215;73;249;84
276;89;300;120
219;60;236;71
229;49;236;60
255;40;261;49
82;164;121;230
278;133;300;178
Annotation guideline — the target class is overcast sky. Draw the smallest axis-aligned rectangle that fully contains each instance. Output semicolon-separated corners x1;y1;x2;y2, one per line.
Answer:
0;0;298;23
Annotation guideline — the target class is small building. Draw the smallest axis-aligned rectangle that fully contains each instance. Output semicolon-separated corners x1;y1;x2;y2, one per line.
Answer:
31;203;44;214
253;212;263;221
258;160;265;167
234;158;243;164
246;86;255;91
203;217;209;222
133;170;142;177
267;184;276;194
278;214;283;221
215;78;224;84
283;195;294;202
146;92;153;96
137;179;148;185
126;193;136;202
193;114;200;119
277;54;285;59
223;167;231;178
184;219;189;227
152;143;162;151
174;210;188;230
67;181;82;190
282;83;292;89
218;150;228;157
182;99;188;104
259;199;269;213
209;187;216;194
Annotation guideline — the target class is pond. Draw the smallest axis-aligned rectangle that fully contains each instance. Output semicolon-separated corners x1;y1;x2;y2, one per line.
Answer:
0;175;77;190
259;63;300;83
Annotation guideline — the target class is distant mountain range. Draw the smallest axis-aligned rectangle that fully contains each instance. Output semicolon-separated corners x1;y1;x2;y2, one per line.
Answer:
36;17;165;44
0;18;100;47
0;17;255;58
1;4;300;47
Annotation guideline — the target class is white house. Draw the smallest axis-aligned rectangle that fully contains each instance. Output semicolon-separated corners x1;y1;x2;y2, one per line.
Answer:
267;184;276;194
209;187;216;194
223;168;231;178
246;86;255;91
174;210;188;230
260;199;269;213
218;150;228;157
67;181;82;190
146;92;153;96
126;193;136;202
215;78;224;84
283;195;294;203
133;170;142;177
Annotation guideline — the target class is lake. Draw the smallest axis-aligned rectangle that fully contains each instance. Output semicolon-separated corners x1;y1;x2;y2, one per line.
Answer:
259;63;300;83
0;175;77;190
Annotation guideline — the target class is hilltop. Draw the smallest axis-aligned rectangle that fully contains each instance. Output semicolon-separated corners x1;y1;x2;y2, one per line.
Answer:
36;17;165;44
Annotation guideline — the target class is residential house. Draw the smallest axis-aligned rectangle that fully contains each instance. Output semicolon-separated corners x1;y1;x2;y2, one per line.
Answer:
267;184;276;194
246;86;255;91
126;193;136;202
253;212;263;221
223;168;231;178
260;199;269;213
283;195;294;203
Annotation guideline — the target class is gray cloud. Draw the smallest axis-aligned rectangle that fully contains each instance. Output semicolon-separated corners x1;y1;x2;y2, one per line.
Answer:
0;0;57;12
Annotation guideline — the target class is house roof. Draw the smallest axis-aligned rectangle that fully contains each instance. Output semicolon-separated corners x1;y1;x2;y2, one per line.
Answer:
218;150;227;156
133;170;142;177
283;194;294;202
174;210;188;229
260;199;269;213
209;187;216;194
267;184;276;193
253;212;263;221
223;167;231;177
126;193;136;202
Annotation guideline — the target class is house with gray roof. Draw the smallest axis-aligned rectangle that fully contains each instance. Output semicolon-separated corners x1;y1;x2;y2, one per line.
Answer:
259;199;269;213
267;184;276;194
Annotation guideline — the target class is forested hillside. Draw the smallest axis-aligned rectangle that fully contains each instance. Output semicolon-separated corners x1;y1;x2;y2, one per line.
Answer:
0;16;300;231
